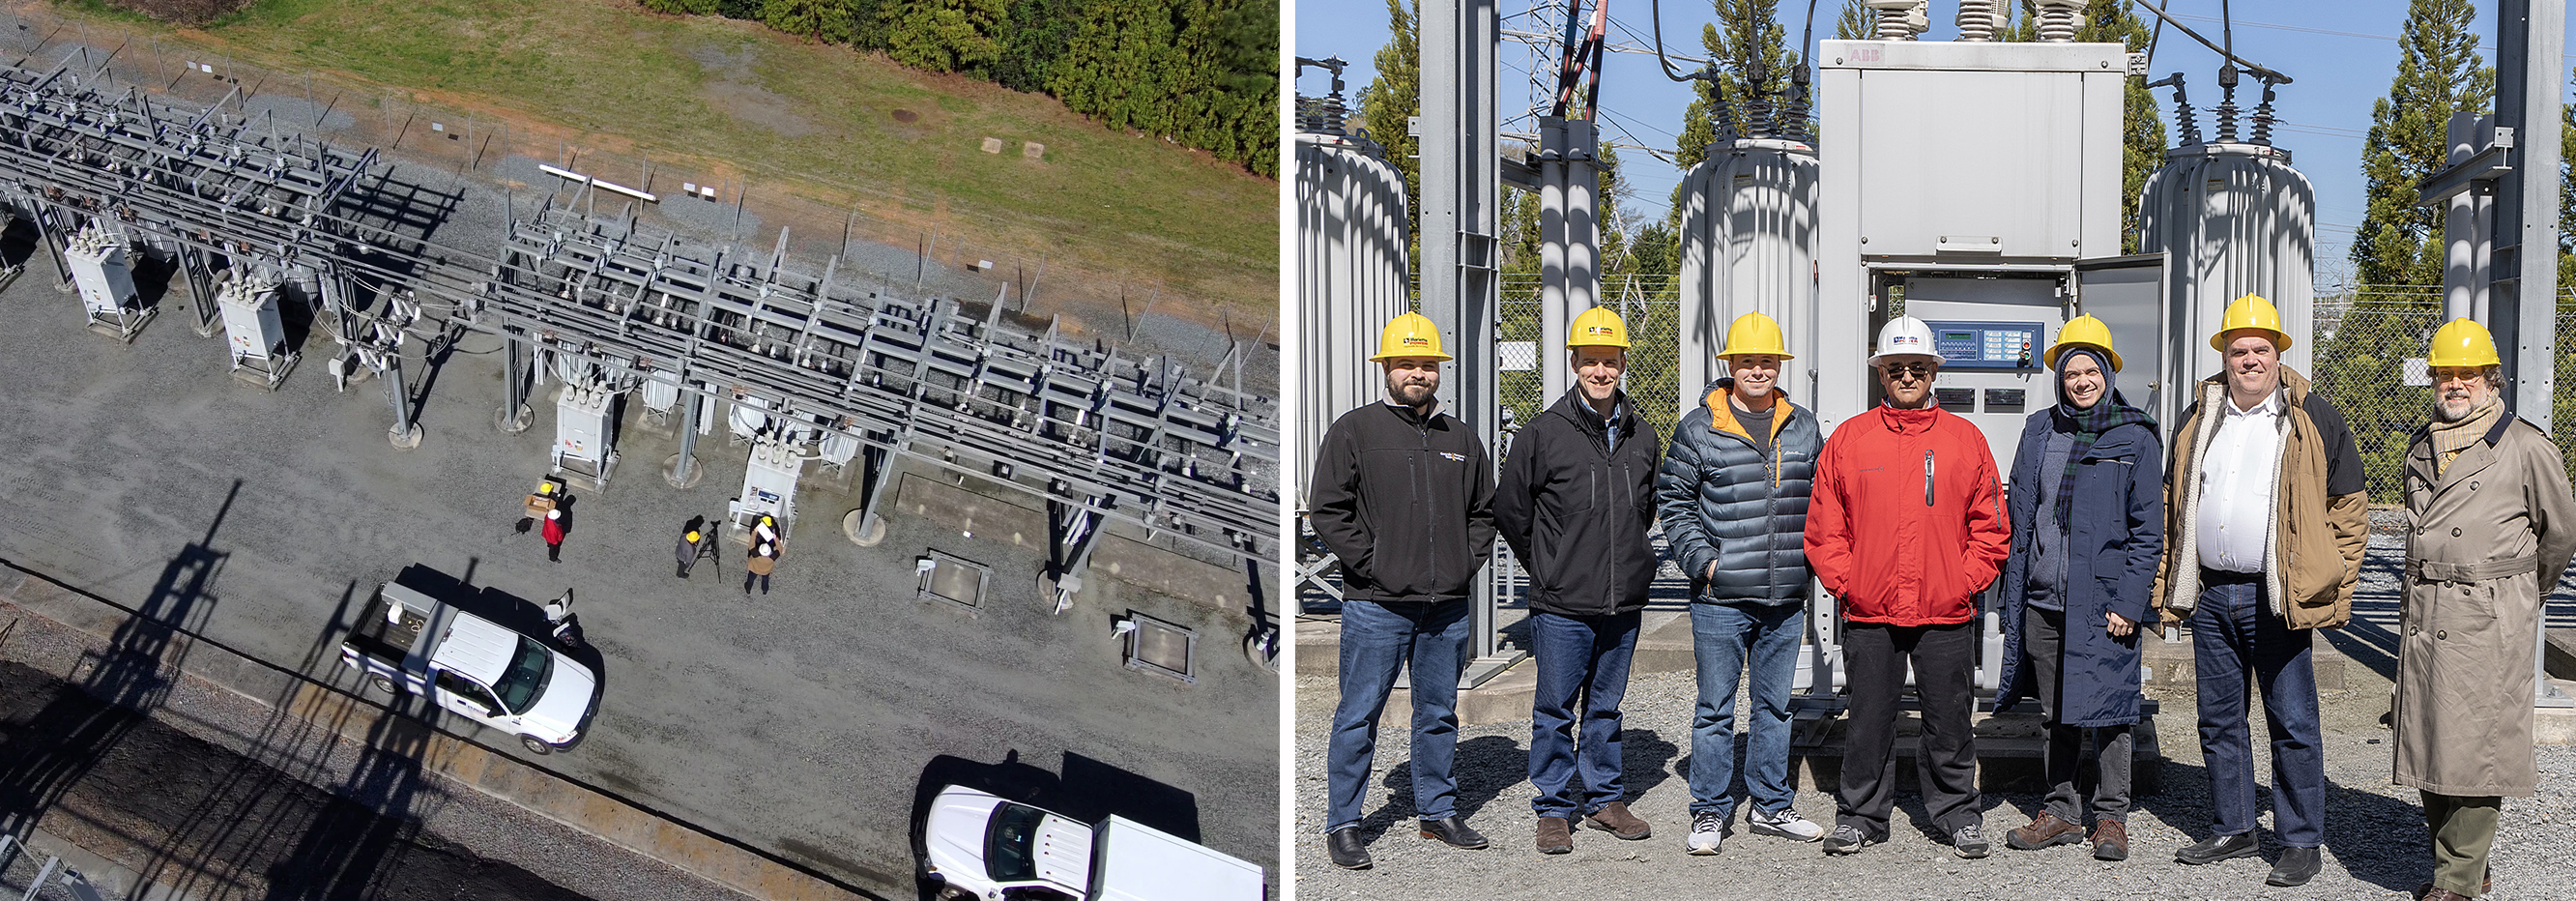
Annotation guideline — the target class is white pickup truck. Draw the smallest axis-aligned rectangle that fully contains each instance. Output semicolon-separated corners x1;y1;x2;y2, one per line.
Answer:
922;785;1263;901
338;581;598;755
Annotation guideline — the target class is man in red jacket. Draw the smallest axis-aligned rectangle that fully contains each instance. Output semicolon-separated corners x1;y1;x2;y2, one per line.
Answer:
1806;316;2011;858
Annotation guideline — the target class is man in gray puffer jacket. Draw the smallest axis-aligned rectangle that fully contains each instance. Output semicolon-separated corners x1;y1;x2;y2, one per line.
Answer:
1654;311;1827;855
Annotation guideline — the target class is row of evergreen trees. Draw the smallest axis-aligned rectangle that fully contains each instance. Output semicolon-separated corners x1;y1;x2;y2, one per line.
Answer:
639;0;1279;177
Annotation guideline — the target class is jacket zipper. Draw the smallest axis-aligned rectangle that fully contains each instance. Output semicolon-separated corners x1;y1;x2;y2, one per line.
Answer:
1924;450;1936;507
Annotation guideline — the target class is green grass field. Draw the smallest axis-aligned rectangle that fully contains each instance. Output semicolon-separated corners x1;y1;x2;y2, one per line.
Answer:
54;0;1278;316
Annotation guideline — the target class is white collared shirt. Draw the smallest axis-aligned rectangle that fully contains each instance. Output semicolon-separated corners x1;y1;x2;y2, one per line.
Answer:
2197;387;2285;572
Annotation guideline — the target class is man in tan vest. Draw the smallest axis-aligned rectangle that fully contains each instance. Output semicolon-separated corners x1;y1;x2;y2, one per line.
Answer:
2393;319;2576;901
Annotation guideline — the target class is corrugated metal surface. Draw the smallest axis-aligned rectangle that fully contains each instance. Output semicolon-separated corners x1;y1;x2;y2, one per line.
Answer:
1676;138;1820;411
1293;131;1410;511
2137;143;2316;429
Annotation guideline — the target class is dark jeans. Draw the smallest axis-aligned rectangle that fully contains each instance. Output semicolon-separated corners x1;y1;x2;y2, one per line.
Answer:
1688;601;1805;816
1325;597;1472;833
2192;571;2324;848
2024;606;2133;825
547;541;562;563
1838;620;1980;839
743;570;770;594
1527;610;1641;819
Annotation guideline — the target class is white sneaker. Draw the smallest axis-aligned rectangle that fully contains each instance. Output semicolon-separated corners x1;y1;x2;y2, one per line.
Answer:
1749;805;1826;841
1686;810;1724;855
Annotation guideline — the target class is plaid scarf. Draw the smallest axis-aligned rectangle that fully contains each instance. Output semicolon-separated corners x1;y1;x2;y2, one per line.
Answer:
2049;347;2157;530
2428;393;2503;476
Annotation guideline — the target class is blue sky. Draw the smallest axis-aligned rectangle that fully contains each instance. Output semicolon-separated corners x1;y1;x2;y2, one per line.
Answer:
1291;1;2576;291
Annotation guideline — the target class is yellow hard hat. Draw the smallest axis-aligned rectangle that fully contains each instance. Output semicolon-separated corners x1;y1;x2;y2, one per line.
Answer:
1566;306;1632;349
1370;311;1453;362
2428;317;2501;368
2044;315;2123;372
1716;311;1793;360
2210;294;2293;352
685;530;702;542
536;482;555;494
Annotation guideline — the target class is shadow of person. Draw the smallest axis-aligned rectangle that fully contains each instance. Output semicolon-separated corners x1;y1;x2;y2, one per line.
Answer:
1364;734;1526;840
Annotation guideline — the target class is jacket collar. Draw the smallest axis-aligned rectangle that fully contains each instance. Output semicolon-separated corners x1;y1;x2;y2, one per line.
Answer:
1549;387;1635;437
1700;380;1796;442
1874;401;1942;433
2198;363;2313;410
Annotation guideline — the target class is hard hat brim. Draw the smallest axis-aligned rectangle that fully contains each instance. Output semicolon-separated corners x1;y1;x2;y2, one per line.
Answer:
2044;341;2123;372
1370;350;1455;363
1867;352;1944;366
1717;345;1794;361
2209;327;2293;353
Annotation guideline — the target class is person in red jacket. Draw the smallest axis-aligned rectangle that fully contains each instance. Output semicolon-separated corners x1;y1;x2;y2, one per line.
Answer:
1806;316;2011;858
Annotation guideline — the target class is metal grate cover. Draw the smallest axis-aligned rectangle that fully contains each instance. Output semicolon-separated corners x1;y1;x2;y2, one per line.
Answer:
1124;612;1196;683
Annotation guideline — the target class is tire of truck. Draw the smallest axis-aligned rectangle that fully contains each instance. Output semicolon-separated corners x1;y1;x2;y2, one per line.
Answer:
368;674;401;696
520;735;555;755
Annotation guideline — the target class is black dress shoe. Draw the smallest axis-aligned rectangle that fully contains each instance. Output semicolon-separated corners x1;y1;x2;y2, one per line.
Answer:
1327;828;1372;869
2267;845;2322;886
2174;831;2259;865
1419;816;1491;849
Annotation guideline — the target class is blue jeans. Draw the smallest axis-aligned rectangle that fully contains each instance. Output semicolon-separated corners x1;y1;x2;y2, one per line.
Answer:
2192;573;2325;848
1528;610;1642;818
1325;598;1473;833
1687;601;1805;816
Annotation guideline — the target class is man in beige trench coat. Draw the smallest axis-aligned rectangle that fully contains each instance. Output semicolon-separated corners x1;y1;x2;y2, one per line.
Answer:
2394;319;2576;901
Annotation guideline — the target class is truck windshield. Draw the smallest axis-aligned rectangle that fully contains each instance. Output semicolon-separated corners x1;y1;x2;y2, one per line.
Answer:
490;636;554;714
985;802;1046;882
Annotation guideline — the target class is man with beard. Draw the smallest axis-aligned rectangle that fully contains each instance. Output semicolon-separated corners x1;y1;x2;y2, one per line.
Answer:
2391;319;2576;901
2156;295;2366;887
1309;310;1499;870
1496;307;1662;854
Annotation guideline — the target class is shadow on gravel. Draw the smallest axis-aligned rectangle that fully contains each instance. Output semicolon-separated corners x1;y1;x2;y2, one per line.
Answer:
2117;756;2430;892
0;480;235;842
908;751;1208;901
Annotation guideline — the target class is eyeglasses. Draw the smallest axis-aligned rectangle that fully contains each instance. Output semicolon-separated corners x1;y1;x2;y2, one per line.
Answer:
1880;363;1935;378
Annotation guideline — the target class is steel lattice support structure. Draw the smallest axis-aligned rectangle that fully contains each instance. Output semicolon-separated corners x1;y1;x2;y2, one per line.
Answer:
0;55;1280;593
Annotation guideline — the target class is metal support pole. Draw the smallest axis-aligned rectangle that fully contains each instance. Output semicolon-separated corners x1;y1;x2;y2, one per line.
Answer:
381;350;420;449
1537;116;1599;401
180;244;219;335
665;378;705;488
497;333;533;432
2490;0;2562;430
1046;494;1108;614
849;429;908;545
2493;0;2568;707
1420;0;1520;687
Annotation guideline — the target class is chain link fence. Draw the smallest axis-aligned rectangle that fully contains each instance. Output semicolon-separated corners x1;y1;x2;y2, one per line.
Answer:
1497;274;1685;445
2309;296;2576;505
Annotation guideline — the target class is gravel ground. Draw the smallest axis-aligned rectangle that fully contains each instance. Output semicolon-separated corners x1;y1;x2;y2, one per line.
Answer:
1295;526;2576;899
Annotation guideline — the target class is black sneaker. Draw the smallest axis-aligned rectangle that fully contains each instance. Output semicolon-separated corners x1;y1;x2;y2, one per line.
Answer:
1822;824;1876;856
1952;824;1991;858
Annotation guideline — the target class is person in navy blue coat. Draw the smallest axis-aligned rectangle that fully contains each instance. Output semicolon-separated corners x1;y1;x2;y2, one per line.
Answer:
1993;320;2163;863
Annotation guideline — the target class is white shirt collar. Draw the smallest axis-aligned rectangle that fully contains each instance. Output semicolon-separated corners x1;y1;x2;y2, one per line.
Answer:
2224;386;2283;419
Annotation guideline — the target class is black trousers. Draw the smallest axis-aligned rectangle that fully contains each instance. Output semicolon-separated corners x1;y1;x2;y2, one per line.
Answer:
2025;606;2133;824
1838;620;1980;839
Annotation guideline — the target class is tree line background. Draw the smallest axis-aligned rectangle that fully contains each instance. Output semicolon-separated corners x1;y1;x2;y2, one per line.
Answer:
640;0;1280;177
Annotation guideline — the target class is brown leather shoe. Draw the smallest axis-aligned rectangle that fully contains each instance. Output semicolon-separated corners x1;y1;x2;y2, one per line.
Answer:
2006;811;2084;850
1583;801;1652;840
2090;819;2128;861
1535;816;1573;855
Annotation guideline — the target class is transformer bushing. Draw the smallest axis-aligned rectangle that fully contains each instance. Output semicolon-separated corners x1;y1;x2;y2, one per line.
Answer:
1535;116;1601;402
1292;130;1409;513
1675;137;1819;400
2134;141;2316;430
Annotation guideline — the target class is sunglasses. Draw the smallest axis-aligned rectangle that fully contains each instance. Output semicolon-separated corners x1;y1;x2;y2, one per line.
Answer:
1880;363;1935;378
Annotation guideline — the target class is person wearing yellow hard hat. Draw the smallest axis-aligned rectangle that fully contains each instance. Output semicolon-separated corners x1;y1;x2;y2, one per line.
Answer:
2391;317;2576;901
1808;314;2012;858
1311;309;1497;869
676;517;713;579
2157;293;2363;886
1651;310;1830;854
1992;317;2160;862
1494;306;1664;854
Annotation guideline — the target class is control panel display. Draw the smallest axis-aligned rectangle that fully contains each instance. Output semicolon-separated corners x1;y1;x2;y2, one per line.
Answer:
1925;320;2044;369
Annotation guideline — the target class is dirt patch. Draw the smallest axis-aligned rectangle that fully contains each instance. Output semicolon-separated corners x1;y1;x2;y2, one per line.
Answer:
890;108;917;124
688;41;818;138
88;0;248;26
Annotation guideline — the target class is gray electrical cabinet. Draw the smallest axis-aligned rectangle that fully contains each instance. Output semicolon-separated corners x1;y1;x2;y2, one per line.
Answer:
553;382;620;488
67;225;150;341
218;276;298;390
1816;38;2129;476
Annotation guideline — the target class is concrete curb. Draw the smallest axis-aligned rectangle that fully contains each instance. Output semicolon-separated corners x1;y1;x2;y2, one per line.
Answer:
0;560;874;901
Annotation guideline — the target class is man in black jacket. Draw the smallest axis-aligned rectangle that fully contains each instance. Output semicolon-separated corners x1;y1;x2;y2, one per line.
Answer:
1496;306;1663;855
1309;311;1498;870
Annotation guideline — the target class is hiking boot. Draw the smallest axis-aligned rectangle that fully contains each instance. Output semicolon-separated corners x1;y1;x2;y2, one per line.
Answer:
2006;811;2085;850
1583;801;1651;840
2091;819;2128;861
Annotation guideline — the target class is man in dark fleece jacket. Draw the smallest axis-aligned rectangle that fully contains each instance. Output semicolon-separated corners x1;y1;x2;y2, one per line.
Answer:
1495;306;1663;855
1308;311;1497;870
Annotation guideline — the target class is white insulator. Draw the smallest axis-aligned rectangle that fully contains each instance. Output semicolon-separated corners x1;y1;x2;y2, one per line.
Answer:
1864;0;1925;40
1955;0;2000;41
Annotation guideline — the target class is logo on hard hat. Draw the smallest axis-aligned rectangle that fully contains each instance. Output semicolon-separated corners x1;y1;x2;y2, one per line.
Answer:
1403;336;1430;346
1890;335;1922;347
